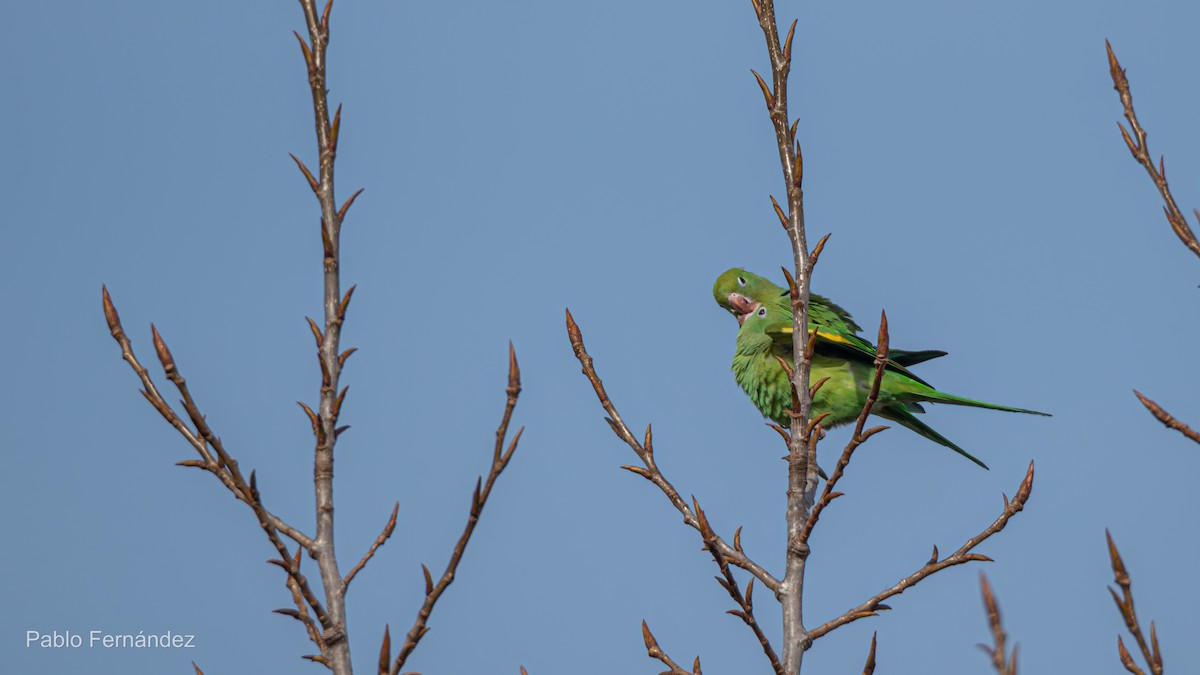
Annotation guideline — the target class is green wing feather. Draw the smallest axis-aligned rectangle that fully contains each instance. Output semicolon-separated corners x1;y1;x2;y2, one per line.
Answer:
875;405;988;469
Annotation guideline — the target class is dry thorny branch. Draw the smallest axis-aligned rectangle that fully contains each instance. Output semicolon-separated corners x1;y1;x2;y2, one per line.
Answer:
1106;531;1164;675
1106;41;1200;446
102;2;521;673
565;2;1033;674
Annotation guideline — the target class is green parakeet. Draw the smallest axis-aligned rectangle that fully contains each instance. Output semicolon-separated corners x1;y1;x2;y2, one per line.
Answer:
731;303;1049;469
713;267;947;373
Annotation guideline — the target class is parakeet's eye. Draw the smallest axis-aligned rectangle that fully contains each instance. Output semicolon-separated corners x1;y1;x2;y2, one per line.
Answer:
737;276;746;287
756;307;767;317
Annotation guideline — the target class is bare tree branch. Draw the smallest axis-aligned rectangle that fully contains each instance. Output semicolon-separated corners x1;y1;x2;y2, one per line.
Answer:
747;2;816;669
641;621;703;675
567;309;795;672
977;573;1018;675
800;312;891;544
276;554;330;658
565;309;781;592
102;288;331;648
1106;41;1200;261
692;498;784;675
390;345;524;675
565;5;1040;672
808;461;1034;641
1133;389;1200;445
104;1;374;669
1105;42;1200;450
1106;530;1164;675
344;502;400;588
106;3;529;672
291;1;356;667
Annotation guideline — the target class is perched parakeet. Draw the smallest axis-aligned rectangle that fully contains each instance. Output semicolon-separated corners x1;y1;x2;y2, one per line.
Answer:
713;267;948;373
731;303;1049;469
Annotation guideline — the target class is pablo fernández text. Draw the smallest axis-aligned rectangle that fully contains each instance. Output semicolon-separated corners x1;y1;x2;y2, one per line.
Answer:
26;630;197;649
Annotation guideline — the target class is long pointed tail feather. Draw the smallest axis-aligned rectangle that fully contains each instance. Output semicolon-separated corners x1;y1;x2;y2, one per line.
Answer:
876;405;989;469
889;349;948;367
921;391;1050;416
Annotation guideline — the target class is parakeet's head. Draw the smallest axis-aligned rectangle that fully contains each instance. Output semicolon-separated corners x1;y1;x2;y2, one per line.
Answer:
734;303;786;354
713;267;750;311
713;267;778;324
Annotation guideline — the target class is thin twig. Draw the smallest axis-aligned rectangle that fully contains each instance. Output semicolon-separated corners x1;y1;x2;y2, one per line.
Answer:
977;573;1017;675
1106;530;1164;675
801;311;891;543
808;461;1035;641
1106;41;1200;260
1106;43;1200;448
378;625;391;675
390;345;524;675
276;554;329;660
344;502;400;588
693;498;784;675
1133;389;1200;445
641;621;702;675
861;632;877;675
102;288;330;639
565;309;781;592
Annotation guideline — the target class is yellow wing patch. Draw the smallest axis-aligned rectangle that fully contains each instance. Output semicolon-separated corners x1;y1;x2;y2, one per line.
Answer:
771;324;854;346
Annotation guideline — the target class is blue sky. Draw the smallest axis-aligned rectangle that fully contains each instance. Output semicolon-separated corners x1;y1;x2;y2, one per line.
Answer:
5;1;1199;673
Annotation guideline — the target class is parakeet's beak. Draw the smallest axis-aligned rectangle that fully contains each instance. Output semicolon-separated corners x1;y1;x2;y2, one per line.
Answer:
727;293;760;326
